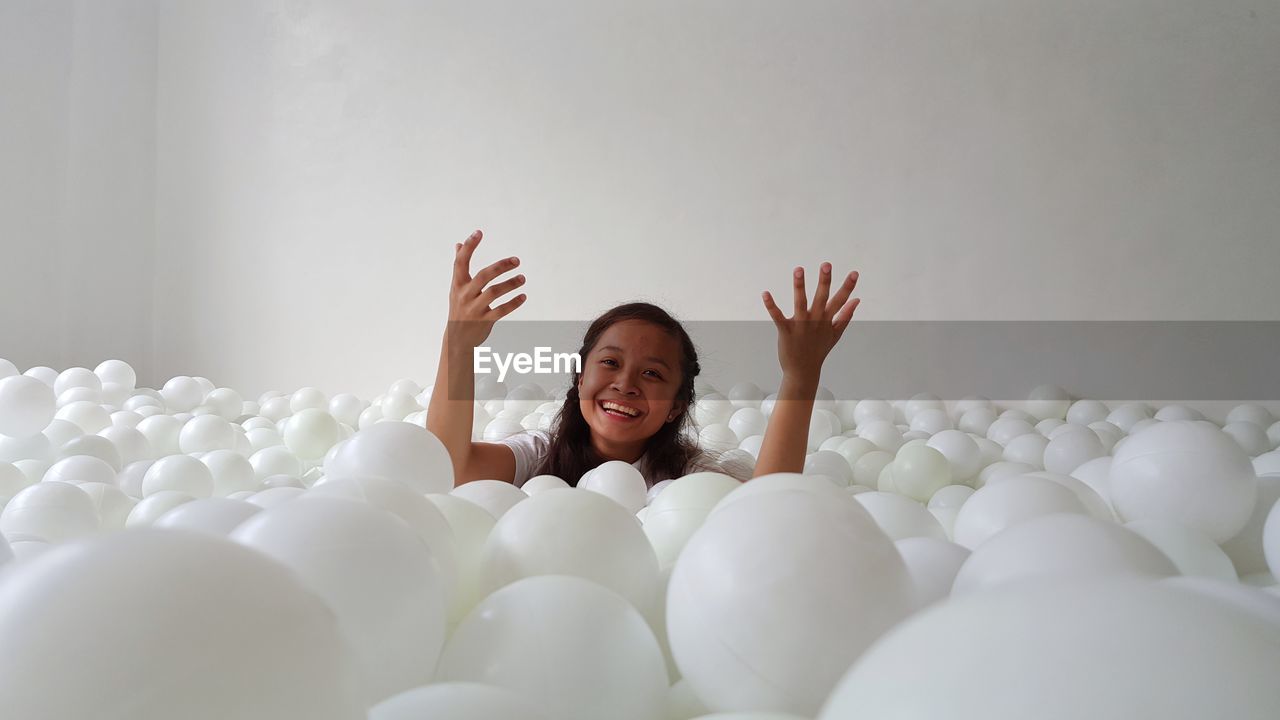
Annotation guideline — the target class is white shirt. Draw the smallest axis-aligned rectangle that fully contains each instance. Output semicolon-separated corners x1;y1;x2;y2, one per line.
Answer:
496;429;752;488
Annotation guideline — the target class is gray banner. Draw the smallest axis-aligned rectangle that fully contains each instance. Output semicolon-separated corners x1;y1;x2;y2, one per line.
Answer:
457;321;1280;402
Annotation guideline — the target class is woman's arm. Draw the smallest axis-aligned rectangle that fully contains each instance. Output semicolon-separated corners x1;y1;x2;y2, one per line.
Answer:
424;229;527;486
753;262;860;478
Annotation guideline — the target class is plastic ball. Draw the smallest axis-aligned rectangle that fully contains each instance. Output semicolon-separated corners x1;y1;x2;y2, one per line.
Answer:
1220;475;1280;576
1001;432;1048;469
248;446;303;481
852;450;893;487
0;375;56;439
925;430;982;483
1042;426;1105;475
1109;420;1257;543
803;450;854;486
1227;403;1274;427
952;475;1088;549
1223;421;1271;456
579;460;649;513
42;454;116;486
668;488;913;716
728;408;767;441
232;497;447;704
369;682;549;720
643;472;741;570
479;488;660;619
177;414;235;454
323;421;453;494
76;482;136;530
135;414;183;456
126;491;197;526
819;579;1280;720
890;443;952;502
1065;399;1109;426
951;513;1176;596
853;491;946;540
53;401;110;434
0;528;363;719
857;420;903;453
97;425;152;466
957;406;998;436
282;408;341;460
160;376;205;412
0;481;99;542
1124;518;1237;580
437;575;667;720
523;474;570;495
895;537;970;607
142;454;214;498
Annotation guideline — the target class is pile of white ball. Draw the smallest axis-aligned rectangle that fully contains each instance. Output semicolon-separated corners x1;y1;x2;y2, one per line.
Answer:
2;358;1280;719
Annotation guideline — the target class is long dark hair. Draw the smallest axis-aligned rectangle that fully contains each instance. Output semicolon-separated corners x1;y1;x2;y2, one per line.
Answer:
530;302;703;485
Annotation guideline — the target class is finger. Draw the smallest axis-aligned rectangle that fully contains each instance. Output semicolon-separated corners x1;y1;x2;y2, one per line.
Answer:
453;230;482;286
792;266;809;317
487;292;527;320
479;273;526;305
824;270;859;316
812;262;832;316
470;255;520;293
761;291;786;326
832;297;861;342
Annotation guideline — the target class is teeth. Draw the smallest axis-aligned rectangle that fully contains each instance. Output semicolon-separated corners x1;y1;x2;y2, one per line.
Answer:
601;401;639;417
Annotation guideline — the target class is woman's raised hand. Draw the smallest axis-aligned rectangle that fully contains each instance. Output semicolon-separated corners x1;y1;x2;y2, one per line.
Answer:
447;229;527;349
761;262;860;383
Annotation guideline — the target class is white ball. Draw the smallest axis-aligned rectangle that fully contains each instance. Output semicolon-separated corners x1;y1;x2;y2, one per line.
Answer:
437;575;667;720
1025;384;1070;421
1221;474;1280;576
205;387;244;420
909;408;953;434
1109;420;1257;543
1041;425;1105;475
328;394;366;428
1001;433;1048;469
803;450;854;487
1265;499;1280;581
1227;403;1274;427
668;488;913;716
135;414;183;456
951;513;1177;596
522;474;569;495
0;375;56;438
819;579;1280;720
857;420;903;453
42;454;116;486
198;449;258;497
986;417;1035;446
283;408;341;460
125;490;198;527
851;450;894;488
1223;421;1271;457
178;414;235;454
425;494;497;625
53;367;102;398
142;454;214;498
853;491;947;541
895;537;970;607
1124;519;1238;581
232;497;447;704
160;376;205;413
957;406;998;436
0;528;363;719
53;400;110;434
1065;399;1110;426
451;479;528;519
323;421;453;494
290;387;328;413
154;497;262;536
0;481;98;542
728;407;768;440
248;446;303;482
97;425;152;466
926;429;982;483
579;460;649;513
891;443;952;502
93;359;136;389
643;472;742;570
479;488;660;619
952;475;1088;549
369;682;549;720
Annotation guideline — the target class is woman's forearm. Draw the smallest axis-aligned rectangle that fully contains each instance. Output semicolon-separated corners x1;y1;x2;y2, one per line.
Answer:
752;372;819;477
426;333;477;483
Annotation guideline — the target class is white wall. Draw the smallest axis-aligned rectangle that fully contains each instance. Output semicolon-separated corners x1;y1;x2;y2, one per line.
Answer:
5;0;1279;404
0;0;156;380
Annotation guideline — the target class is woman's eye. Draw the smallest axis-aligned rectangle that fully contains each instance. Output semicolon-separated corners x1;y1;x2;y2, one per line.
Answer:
645;370;662;379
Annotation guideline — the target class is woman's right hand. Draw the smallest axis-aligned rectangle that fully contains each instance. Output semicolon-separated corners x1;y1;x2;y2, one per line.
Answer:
447;229;527;350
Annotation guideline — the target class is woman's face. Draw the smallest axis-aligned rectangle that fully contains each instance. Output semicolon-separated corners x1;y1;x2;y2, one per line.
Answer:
577;319;686;461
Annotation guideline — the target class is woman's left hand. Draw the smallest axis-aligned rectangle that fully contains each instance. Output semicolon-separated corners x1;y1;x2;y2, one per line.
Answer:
762;262;860;383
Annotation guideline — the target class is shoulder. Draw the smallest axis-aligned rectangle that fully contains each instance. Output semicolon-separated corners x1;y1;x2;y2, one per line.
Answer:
497;429;551;453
